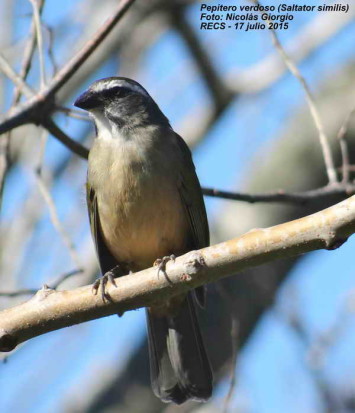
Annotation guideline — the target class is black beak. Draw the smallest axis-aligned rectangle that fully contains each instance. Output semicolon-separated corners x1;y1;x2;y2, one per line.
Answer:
74;90;101;110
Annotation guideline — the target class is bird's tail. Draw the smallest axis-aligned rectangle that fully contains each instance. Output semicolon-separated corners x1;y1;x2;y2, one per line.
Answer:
146;292;213;404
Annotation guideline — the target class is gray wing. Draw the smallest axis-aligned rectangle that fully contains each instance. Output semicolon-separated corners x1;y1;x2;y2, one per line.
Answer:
86;182;118;275
175;134;209;306
175;133;209;249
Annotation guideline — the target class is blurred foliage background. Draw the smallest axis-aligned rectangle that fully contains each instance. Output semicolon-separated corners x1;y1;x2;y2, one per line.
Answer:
1;0;355;412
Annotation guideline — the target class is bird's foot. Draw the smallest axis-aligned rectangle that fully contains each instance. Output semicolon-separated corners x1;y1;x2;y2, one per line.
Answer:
154;254;176;280
92;265;120;302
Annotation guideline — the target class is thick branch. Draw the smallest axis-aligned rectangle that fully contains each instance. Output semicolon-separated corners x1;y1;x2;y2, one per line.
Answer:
1;195;355;352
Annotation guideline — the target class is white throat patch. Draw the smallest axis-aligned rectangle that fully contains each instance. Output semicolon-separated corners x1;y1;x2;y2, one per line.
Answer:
89;110;123;142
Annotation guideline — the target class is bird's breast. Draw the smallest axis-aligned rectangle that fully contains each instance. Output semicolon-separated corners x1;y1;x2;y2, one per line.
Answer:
88;137;190;271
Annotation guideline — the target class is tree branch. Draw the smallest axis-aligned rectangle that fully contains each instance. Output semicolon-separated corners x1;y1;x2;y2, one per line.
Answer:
43;118;89;159
47;0;136;96
0;269;84;297
13;0;45;102
0;53;35;98
202;183;355;204
1;194;355;352
0;0;136;135
337;107;355;184
253;0;337;185
29;0;47;88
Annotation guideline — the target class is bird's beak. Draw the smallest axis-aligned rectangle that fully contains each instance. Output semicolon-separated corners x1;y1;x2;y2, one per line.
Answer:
74;90;101;110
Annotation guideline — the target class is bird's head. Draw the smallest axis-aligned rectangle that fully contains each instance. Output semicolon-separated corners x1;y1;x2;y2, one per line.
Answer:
74;77;169;135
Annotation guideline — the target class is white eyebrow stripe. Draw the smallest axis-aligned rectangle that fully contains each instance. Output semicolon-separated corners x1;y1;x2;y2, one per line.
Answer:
91;80;149;97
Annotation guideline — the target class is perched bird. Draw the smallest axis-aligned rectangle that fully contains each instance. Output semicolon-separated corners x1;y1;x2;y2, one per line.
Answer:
74;77;213;404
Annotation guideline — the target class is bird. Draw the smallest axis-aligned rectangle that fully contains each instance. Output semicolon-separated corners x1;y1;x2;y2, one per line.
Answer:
74;77;213;404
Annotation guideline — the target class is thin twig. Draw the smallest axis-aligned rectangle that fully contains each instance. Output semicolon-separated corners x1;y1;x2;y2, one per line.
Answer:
42;22;58;74
56;106;90;122
337;165;355;173
0;53;35;98
50;268;84;289
28;0;46;88
13;0;45;102
36;127;48;175
0;288;38;297
337;107;355;184
202;183;355;204
43;118;89;159
0;136;10;209
34;166;83;270
252;0;337;185
34;127;83;270
0;269;84;297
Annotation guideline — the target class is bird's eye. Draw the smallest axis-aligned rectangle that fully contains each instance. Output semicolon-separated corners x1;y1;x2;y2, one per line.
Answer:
102;86;131;99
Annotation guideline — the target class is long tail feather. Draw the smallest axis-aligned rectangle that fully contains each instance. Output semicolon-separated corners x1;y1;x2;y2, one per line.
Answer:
146;293;213;404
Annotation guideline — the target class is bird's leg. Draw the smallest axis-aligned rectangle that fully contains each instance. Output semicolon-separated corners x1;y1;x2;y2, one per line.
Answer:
92;264;121;302
154;254;176;282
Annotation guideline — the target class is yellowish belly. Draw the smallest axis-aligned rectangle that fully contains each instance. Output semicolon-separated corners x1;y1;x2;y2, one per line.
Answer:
88;133;191;272
97;176;190;272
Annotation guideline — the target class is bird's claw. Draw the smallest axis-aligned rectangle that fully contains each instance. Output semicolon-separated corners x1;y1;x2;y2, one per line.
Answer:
92;266;119;302
154;254;176;279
